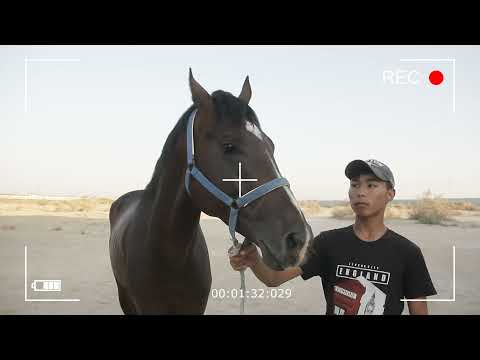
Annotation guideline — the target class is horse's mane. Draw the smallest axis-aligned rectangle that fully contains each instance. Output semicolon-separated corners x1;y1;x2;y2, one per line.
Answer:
145;90;260;194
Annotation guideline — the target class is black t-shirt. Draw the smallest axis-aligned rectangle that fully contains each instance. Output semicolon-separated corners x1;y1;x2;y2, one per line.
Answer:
299;225;437;315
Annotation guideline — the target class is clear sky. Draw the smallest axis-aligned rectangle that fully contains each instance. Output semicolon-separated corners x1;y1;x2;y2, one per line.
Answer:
1;45;479;200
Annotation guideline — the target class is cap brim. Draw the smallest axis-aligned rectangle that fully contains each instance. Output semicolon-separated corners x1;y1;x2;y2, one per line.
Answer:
345;160;374;180
345;159;395;188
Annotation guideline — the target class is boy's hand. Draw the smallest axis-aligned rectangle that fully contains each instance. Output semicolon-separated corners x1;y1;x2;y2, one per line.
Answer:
229;243;260;271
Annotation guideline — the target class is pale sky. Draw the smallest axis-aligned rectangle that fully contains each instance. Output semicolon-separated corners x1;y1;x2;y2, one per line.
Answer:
1;45;479;200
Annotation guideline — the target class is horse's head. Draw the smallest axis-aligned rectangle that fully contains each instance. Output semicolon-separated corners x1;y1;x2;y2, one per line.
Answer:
185;69;312;270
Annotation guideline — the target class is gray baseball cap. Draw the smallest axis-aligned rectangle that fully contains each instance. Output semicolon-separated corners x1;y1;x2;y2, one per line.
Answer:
345;159;395;188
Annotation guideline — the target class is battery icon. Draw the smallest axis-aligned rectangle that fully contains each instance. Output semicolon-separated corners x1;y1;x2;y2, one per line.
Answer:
31;280;62;292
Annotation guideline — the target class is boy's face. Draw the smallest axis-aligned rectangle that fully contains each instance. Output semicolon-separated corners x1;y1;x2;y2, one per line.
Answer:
348;173;395;218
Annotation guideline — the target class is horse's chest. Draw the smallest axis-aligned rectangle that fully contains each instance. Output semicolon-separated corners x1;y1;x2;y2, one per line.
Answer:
132;264;211;314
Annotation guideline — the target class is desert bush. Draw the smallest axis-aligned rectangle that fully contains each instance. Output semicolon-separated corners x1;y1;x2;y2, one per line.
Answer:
0;225;16;231
446;201;479;211
409;190;452;225
331;205;354;219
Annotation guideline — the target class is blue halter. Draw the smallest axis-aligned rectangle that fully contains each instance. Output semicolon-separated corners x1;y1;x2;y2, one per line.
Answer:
184;108;290;245
184;108;290;315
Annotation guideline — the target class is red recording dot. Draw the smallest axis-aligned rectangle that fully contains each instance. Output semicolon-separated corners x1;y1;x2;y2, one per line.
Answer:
429;70;444;85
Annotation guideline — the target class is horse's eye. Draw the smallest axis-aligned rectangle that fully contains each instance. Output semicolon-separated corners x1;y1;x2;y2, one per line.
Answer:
223;143;234;153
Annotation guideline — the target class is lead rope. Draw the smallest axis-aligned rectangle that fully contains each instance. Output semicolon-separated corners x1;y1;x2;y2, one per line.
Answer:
227;207;249;315
228;238;246;315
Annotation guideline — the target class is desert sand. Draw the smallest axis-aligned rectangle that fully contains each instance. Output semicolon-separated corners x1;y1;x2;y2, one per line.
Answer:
0;196;479;315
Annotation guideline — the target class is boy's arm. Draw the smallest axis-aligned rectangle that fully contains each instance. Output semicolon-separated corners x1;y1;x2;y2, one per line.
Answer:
230;244;303;287
407;298;429;315
251;260;302;287
404;244;437;313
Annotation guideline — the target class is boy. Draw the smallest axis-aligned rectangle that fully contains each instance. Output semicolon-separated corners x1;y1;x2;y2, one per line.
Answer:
230;159;437;315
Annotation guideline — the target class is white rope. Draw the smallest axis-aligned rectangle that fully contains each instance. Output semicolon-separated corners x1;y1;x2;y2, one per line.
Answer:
228;240;246;315
240;269;245;315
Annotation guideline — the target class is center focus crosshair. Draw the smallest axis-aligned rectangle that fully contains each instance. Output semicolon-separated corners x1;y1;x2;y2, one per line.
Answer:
222;162;258;198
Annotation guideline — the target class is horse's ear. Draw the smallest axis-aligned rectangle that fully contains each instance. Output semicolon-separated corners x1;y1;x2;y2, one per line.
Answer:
189;68;212;109
238;75;252;105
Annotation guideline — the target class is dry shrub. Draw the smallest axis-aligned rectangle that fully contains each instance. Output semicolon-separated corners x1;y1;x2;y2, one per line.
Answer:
445;201;479;211
385;203;412;219
298;200;323;216
331;205;354;219
409;190;452;224
1;225;16;231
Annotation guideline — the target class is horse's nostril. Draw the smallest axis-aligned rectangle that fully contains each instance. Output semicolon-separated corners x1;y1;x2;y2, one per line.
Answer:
286;232;298;250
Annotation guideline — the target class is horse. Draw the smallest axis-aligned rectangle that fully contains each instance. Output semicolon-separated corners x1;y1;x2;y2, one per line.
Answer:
108;69;313;314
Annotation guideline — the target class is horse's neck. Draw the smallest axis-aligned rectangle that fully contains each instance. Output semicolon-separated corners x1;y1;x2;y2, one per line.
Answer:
144;140;201;264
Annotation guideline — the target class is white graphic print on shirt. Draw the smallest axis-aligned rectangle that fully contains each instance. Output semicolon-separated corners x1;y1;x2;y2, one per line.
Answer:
333;261;390;315
336;262;390;285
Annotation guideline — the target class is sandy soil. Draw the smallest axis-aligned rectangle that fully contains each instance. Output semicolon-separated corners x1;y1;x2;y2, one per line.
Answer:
1;212;479;315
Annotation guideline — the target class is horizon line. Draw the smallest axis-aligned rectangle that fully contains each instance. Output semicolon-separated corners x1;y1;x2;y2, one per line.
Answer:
1;193;480;202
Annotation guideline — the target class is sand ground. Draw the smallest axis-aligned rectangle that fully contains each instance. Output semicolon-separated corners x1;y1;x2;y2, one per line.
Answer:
1;214;478;315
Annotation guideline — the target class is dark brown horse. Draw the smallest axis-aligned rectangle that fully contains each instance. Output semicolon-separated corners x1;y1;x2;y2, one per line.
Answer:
109;70;313;314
